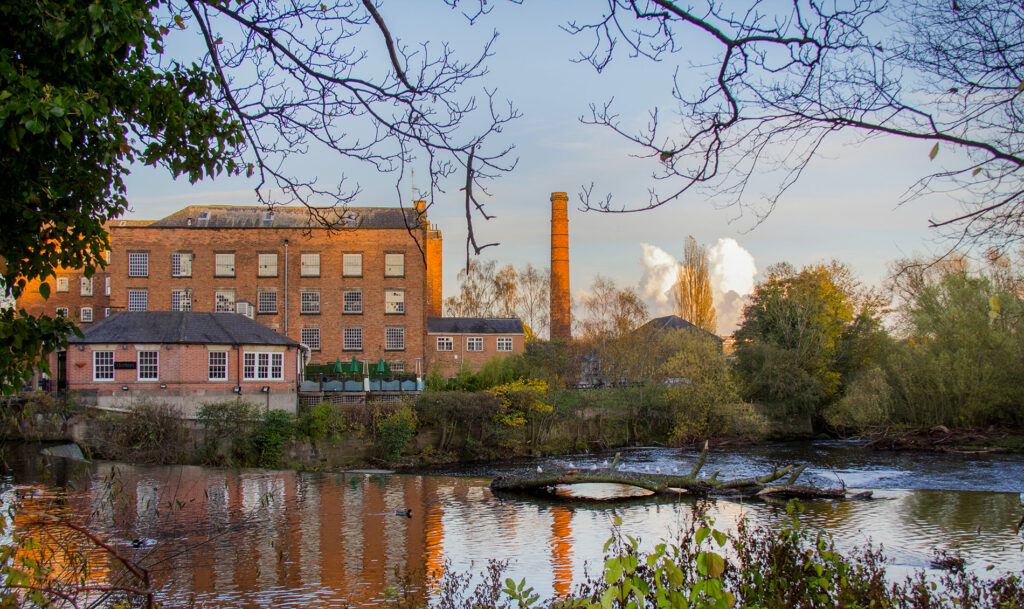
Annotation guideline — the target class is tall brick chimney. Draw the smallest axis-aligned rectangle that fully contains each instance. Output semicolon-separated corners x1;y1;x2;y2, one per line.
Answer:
550;191;571;342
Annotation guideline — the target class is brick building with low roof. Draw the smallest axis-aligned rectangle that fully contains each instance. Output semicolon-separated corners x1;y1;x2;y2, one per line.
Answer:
426;317;526;376
67;311;305;416
17;203;445;381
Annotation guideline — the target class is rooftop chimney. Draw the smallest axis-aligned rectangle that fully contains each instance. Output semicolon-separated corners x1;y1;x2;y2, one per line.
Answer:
550;192;571;342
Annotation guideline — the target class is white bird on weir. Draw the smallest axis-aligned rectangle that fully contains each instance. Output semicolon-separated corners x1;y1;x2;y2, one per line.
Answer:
536;465;543;473
590;464;597;471
601;459;609;468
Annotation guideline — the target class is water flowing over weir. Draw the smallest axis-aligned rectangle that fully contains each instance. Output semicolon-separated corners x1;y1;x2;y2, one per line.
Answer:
2;442;1023;608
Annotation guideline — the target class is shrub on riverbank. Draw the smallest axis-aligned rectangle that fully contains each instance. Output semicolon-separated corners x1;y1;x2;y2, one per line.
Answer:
196;400;259;465
93;401;187;464
374;403;417;461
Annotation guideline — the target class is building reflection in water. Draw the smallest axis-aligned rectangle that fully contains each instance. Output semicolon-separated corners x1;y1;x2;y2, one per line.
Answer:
6;463;1024;608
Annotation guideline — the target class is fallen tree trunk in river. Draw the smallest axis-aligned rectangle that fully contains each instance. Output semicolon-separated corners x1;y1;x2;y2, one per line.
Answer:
489;443;869;501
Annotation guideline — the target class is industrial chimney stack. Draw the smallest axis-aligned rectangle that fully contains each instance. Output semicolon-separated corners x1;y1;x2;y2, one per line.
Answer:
550;192;571;342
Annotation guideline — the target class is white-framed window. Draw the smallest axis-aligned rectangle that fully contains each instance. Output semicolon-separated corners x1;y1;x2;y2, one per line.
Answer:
127;289;147;311
55;307;69;317
300;253;320;277
258;290;278;314
103;251;110;264
389;360;406;373
215;253;235;277
171;252;193;277
497;337;514;352
208;351;228;380
55;277;68;292
104;277;110;296
128;252;148;277
80;307;93;323
466;337;484;352
343;253;362;277
385;327;405;351
171;289;191;312
243;352;284;380
80;276;93;296
301;327;321;351
300;290;320;314
138;351;159;381
436;336;453;352
384;290;405;314
104;308;110;318
214;290;235;312
93;351;114;381
257;253;278;277
343;290;362;314
343;327;363;351
384;253;405;277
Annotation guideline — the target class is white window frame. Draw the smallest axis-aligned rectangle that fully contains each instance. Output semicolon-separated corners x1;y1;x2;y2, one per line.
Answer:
343;327;363;351
384;290;405;314
257;253;278;277
385;327;405;351
466;337;484;352
104;277;110;296
342;253;362;277
80;307;93;323
384;253;405;277
497;336;514;352
214;290;235;312
171;289;191;312
208;351;228;381
55;277;69;292
301;327;321;351
80;276;93;296
214;253;235;277
127;289;147;312
137;351;159;381
436;336;453;352
343;290;362;314
104;308;110;318
128;252;148;277
257;290;278;314
93;351;114;381
242;351;284;381
300;290;320;314
171;252;193;277
300;253;320;277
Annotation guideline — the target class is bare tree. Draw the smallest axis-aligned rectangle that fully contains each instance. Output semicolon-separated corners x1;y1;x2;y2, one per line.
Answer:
673;236;717;333
515;263;550;339
169;0;519;256
576;275;649;342
565;1;1024;249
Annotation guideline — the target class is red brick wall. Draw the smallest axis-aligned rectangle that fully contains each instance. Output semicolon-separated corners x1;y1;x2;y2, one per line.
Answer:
426;333;525;377
67;343;300;415
107;224;431;370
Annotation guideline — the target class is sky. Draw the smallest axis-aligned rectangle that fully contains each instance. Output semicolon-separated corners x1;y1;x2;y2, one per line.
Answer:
122;1;966;334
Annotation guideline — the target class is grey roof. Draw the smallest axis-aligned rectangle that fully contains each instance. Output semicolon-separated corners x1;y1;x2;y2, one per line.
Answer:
427;317;524;334
141;205;421;230
640;315;723;342
69;312;300;346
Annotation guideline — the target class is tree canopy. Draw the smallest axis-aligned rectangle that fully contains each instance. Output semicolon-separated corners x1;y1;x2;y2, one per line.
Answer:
565;1;1024;248
1;0;515;393
672;236;716;334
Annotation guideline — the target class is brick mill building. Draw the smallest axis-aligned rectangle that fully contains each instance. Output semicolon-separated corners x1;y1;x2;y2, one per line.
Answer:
18;203;445;380
67;311;303;415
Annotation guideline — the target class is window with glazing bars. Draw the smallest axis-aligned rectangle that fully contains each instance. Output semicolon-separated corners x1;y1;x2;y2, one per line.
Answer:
127;289;147;311
343;290;362;313
138;351;158;380
258;291;278;314
171;253;193;277
301;328;321;351
343;327;363;351
385;327;404;351
301;291;320;314
128;252;148;277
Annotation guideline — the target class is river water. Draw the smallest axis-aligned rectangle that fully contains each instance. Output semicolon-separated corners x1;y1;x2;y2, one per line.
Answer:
2;441;1023;607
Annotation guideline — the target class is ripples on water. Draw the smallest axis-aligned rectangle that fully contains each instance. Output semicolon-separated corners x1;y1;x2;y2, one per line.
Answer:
1;442;1023;608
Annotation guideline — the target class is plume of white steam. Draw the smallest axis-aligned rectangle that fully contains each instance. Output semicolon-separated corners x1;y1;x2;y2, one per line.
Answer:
638;239;757;334
708;238;757;333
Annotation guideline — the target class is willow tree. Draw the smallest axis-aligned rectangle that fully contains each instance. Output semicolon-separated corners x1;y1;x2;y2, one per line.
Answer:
672;236;716;334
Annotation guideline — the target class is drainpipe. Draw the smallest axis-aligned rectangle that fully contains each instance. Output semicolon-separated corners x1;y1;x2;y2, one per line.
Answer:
283;239;289;334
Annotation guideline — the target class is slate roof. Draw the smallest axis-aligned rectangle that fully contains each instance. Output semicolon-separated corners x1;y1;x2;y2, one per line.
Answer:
427;317;524;334
69;312;300;346
139;205;420;230
639;315;723;342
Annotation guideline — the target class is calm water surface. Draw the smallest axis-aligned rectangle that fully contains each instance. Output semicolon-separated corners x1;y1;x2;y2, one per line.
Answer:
3;442;1023;607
